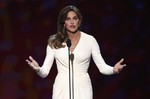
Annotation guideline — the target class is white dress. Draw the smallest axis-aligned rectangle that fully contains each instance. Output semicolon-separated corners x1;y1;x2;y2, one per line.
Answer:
37;31;114;99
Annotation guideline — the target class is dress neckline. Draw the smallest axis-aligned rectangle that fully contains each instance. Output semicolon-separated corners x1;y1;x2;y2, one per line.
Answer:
70;31;82;53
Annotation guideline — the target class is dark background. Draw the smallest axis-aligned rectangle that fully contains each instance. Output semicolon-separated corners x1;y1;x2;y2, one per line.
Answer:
0;0;149;99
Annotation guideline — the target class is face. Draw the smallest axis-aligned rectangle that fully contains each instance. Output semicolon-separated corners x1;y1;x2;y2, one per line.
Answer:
64;11;80;33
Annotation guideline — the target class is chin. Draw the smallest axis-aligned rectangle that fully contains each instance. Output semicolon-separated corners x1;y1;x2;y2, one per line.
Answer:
68;28;79;33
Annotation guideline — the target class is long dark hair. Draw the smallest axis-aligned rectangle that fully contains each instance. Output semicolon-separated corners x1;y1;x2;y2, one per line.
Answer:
48;5;82;49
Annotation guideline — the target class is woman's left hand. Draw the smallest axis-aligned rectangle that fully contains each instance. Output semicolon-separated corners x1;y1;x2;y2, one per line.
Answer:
113;58;126;73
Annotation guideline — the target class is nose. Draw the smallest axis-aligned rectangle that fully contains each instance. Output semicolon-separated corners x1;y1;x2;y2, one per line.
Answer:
70;19;74;24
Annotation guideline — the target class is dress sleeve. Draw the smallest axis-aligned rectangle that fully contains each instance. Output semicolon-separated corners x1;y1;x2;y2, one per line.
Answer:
91;37;114;75
37;45;55;78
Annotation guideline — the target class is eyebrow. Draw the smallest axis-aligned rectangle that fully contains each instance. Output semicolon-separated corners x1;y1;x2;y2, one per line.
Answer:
66;16;78;19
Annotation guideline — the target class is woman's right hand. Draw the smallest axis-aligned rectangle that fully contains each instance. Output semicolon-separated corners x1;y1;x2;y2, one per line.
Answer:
26;56;40;72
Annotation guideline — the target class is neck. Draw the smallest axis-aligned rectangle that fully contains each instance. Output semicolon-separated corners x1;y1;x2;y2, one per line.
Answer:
68;31;80;40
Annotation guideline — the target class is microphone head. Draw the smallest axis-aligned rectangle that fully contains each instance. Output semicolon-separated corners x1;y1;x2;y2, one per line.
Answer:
70;53;74;61
66;39;71;47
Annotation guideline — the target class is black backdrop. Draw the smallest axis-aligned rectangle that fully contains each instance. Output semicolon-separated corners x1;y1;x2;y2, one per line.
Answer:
0;0;149;99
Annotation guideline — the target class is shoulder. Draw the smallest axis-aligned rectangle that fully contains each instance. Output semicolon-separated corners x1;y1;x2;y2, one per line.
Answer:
81;31;99;46
80;31;96;41
48;34;56;48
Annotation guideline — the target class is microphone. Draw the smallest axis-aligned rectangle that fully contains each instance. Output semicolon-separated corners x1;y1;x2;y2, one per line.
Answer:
70;53;74;62
66;39;71;48
66;39;75;99
66;38;72;99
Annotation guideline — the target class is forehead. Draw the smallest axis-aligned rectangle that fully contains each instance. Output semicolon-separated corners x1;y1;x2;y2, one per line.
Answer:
67;11;77;17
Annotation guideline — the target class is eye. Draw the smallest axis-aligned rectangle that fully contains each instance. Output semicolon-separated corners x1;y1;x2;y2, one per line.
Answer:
73;16;78;20
66;17;70;21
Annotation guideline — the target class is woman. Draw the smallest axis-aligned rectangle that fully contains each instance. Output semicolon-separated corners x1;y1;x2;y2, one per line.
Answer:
26;5;126;99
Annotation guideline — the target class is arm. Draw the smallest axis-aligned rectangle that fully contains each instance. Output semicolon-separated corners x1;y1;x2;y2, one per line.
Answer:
91;37;126;75
37;45;55;78
91;37;113;75
26;45;55;78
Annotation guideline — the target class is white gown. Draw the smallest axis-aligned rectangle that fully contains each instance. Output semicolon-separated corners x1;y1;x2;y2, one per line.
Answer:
37;31;114;99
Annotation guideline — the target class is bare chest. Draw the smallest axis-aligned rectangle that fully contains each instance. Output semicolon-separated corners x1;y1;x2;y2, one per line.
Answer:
70;39;79;53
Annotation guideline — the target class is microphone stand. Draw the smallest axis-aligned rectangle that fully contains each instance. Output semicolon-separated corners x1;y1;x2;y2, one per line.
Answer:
66;39;72;99
70;53;74;99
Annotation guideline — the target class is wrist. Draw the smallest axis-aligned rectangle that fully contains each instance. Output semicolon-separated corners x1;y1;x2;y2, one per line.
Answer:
113;67;119;74
36;67;40;72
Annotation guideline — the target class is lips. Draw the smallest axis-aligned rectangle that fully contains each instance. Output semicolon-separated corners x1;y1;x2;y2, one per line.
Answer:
70;25;75;28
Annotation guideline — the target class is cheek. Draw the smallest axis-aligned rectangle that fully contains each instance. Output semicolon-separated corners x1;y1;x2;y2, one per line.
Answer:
64;23;70;29
64;21;69;26
76;21;80;26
